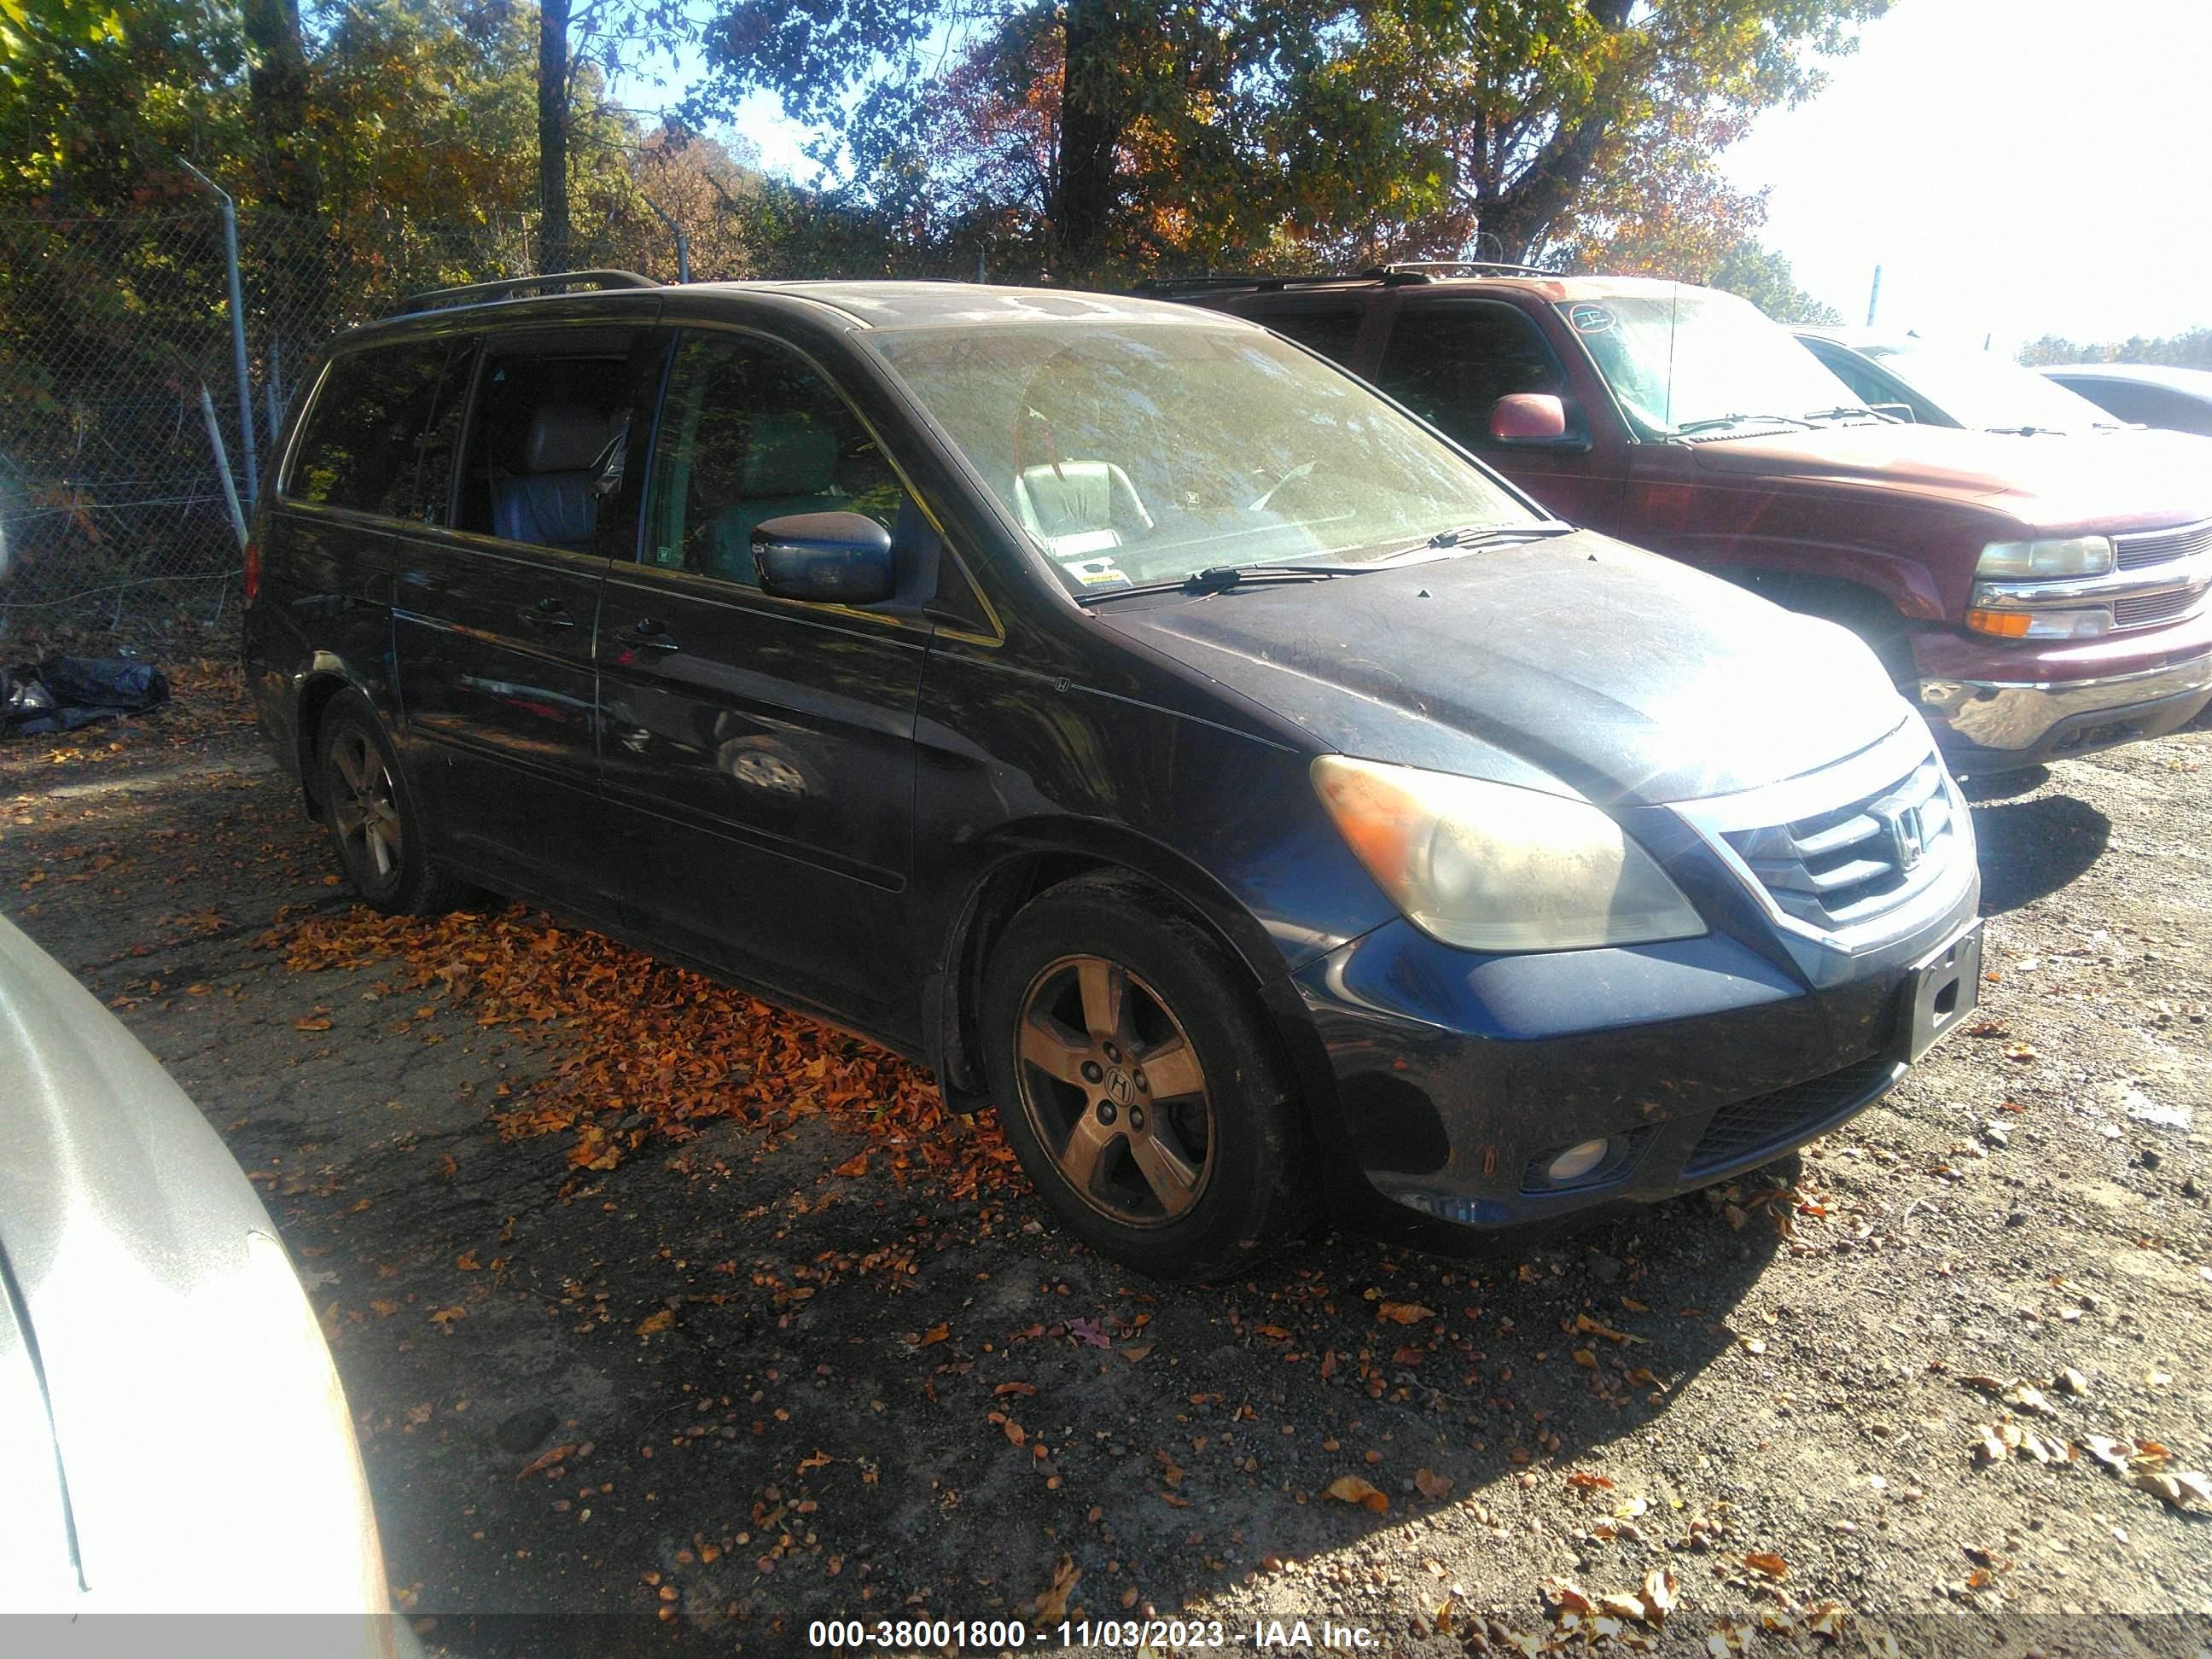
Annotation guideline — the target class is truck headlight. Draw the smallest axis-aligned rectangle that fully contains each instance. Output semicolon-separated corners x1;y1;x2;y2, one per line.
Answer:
1975;536;2113;579
1312;756;1705;952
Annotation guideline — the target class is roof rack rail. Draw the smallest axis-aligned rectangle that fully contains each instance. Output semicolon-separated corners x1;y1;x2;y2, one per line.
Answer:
1365;260;1557;281
396;269;660;315
1132;273;1362;294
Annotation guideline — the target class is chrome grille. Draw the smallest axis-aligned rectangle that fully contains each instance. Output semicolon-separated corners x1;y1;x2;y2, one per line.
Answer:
2116;520;2212;572
2114;586;2203;629
1720;754;1958;934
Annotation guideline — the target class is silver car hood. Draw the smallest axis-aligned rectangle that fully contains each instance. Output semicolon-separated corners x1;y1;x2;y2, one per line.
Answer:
0;916;393;1638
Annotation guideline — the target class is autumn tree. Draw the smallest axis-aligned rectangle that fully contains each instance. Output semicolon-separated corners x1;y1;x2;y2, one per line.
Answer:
693;0;1889;280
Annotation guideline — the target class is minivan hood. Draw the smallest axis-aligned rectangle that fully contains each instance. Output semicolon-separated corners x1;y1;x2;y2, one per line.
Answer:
1093;530;1912;806
1687;422;2212;534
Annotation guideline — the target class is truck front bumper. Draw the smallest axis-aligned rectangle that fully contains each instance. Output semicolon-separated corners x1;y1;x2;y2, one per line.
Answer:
1911;608;2212;772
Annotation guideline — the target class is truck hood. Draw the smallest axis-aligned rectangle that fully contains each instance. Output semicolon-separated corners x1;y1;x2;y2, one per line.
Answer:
1687;422;2212;534
0;917;393;1642
1093;529;1915;806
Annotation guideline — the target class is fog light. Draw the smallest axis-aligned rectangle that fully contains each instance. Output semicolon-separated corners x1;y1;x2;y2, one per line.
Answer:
1547;1138;1610;1183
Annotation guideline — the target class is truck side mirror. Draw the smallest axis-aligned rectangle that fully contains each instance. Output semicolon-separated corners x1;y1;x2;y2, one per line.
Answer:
1488;393;1570;444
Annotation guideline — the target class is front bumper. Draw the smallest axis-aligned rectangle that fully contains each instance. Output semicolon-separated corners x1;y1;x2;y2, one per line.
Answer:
1911;605;2212;772
1916;655;2212;772
1287;728;1983;1249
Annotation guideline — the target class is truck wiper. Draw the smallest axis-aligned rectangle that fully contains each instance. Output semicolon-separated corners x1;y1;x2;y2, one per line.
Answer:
1982;424;2068;436
1674;412;1816;434
1802;405;1885;423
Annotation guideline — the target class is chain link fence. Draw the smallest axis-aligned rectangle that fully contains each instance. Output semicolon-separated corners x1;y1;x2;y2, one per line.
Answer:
0;201;674;646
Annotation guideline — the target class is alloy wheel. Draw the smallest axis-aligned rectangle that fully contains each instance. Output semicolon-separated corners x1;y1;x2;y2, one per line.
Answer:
329;728;403;886
1013;954;1214;1225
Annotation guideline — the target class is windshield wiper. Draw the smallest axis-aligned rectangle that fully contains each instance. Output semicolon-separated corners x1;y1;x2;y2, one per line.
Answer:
1673;412;1817;434
1983;424;2069;436
1802;405;1885;423
1374;521;1577;562
1075;564;1365;602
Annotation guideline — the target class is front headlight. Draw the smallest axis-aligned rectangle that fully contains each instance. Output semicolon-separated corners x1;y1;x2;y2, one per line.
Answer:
1976;536;2113;579
1312;756;1706;952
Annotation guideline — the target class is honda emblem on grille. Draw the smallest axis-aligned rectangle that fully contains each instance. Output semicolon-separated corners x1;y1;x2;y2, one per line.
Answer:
1876;803;1924;870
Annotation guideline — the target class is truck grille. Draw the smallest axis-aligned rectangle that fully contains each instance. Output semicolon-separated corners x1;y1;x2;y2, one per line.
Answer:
1720;753;1958;934
2115;519;2212;572
2113;586;2203;629
1680;1055;1897;1180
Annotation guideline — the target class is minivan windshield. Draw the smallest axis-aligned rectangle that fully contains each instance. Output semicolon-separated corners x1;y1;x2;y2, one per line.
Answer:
1559;288;1874;439
867;320;1536;596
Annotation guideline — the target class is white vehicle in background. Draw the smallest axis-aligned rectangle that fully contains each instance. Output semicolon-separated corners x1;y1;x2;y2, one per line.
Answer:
0;913;410;1656
1796;328;2146;437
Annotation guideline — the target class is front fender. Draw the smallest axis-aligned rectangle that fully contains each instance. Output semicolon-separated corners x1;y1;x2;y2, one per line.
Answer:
1669;533;1947;622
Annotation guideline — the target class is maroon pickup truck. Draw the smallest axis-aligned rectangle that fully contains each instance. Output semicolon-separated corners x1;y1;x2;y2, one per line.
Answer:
1157;268;2212;771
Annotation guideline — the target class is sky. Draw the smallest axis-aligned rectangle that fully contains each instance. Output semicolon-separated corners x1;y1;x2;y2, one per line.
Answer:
1720;0;2212;352
655;0;2212;352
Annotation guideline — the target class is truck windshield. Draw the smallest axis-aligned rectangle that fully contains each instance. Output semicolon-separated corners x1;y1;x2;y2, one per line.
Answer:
866;319;1536;596
1557;288;1871;439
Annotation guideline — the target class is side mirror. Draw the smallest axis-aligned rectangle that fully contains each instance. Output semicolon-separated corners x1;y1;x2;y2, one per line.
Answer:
753;512;897;605
1487;393;1570;444
1870;402;1916;423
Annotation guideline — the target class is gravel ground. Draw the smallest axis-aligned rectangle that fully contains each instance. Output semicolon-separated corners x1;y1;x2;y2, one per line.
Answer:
2;674;2208;1658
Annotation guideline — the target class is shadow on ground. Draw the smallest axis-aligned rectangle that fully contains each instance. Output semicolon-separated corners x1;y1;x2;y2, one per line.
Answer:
1969;792;2112;915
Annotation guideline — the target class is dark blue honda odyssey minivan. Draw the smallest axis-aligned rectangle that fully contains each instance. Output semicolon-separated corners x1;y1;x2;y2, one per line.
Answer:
245;273;1982;1280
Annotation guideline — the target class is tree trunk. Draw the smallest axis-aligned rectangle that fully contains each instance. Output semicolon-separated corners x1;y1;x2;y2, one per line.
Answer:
1471;0;1638;262
1052;0;1123;277
538;0;573;275
240;0;326;339
241;0;315;217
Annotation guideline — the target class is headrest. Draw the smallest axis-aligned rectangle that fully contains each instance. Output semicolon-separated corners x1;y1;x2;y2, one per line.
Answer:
521;404;615;473
741;415;839;497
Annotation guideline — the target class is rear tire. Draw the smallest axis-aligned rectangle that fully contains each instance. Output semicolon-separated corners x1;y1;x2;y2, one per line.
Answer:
981;872;1318;1282
314;694;455;916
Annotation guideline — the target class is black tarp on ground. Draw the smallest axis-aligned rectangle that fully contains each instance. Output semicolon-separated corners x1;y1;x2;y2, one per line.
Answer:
2;655;171;737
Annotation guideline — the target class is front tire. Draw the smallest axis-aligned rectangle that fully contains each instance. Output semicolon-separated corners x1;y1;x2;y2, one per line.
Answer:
981;872;1318;1281
314;694;455;916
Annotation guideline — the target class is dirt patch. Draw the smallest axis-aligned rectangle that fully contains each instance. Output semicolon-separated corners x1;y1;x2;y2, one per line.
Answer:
3;678;2209;1655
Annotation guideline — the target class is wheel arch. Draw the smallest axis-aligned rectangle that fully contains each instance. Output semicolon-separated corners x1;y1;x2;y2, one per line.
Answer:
293;654;397;816
923;822;1335;1135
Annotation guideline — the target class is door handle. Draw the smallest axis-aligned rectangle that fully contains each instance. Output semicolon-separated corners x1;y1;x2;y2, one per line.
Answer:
519;597;576;630
618;617;682;653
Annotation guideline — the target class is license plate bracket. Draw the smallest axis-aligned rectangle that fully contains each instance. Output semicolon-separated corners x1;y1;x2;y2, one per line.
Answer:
1905;920;1982;1062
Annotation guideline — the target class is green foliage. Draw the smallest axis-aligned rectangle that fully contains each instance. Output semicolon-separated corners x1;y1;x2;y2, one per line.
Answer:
0;0;245;202
1708;240;1842;326
2017;329;2212;370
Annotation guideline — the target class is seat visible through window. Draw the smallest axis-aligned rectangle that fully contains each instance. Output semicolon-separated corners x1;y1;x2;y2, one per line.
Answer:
645;331;906;586
490;405;621;552
707;414;850;582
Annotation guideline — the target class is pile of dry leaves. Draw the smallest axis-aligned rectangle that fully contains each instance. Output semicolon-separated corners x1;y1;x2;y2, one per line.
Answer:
279;903;1018;1194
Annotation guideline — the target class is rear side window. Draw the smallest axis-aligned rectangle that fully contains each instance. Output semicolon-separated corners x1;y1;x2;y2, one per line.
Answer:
1254;306;1365;366
1375;302;1569;448
285;341;460;519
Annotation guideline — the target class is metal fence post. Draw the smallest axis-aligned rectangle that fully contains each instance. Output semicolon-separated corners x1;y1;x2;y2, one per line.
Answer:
178;158;260;509
639;192;690;282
